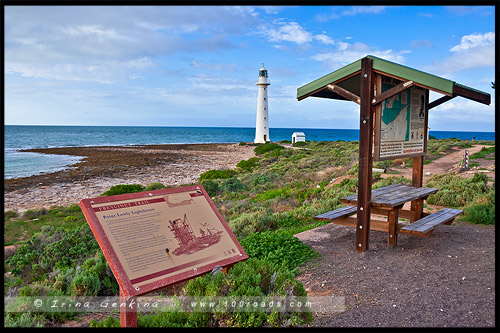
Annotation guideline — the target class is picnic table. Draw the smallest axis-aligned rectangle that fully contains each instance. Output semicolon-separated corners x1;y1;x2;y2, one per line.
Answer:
315;184;463;247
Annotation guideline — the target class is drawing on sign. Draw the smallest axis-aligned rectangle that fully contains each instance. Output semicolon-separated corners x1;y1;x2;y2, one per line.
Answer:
168;214;223;256
376;76;426;160
380;83;411;142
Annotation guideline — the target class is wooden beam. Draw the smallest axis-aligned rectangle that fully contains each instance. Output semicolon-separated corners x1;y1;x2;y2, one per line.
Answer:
356;57;375;253
372;80;414;105
325;84;361;104
331;216;420;234
428;95;454;110
453;84;491;105
331;216;389;233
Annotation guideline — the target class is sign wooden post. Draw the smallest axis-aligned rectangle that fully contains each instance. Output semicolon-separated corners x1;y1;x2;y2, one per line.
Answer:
120;289;137;327
79;185;248;327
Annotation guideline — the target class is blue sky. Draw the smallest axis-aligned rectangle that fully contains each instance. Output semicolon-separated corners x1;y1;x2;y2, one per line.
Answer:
4;5;496;131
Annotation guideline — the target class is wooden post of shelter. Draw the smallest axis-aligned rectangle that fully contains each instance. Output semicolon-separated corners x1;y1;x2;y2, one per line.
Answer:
356;57;374;252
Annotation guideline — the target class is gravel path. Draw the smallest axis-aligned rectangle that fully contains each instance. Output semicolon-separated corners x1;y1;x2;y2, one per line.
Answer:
295;221;495;327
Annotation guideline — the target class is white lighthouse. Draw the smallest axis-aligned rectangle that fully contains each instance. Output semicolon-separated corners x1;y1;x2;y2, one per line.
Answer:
254;64;270;144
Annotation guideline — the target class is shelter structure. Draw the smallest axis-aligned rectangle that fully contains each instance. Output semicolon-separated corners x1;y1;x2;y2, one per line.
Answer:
297;55;491;252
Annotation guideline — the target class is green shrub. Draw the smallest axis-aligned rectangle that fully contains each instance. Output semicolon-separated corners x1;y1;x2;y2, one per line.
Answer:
101;184;145;196
201;179;220;197
255;188;291;201
229;211;276;238
23;208;48;220
463;190;495;225
254;143;284;155
372;176;410;189
240;231;318;271
425;172;489;207
4;313;46;327
90;258;312;328
4;210;19;219
469;145;495;159
144;182;166;191
199;169;237;181
6;225;100;284
237;157;260;171
70;273;101;296
471;172;488;183
221;178;247;193
249;174;271;186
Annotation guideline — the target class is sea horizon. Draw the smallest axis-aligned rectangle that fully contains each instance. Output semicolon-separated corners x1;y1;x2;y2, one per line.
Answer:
4;125;495;180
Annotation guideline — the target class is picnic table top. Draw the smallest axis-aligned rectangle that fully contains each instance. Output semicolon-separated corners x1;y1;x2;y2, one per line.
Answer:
340;183;439;208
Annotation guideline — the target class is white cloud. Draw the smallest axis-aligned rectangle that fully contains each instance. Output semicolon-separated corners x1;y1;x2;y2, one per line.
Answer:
257;21;337;46
341;6;388;16
311;41;411;68
4;6;260;83
428;98;495;132
315;6;387;22
260;21;313;45
314;34;335;45
449;32;495;52
425;32;495;75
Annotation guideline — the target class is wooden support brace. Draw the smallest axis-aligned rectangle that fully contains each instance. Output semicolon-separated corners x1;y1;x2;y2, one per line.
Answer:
372;80;414;105
326;84;361;104
428;95;455;110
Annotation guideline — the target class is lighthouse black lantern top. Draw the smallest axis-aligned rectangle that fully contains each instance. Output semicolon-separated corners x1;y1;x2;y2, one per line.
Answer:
259;64;268;77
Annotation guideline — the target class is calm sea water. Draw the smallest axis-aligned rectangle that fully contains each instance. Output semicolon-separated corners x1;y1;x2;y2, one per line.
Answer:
4;125;495;179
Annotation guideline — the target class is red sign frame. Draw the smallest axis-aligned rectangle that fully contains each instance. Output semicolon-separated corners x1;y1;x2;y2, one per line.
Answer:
79;184;248;298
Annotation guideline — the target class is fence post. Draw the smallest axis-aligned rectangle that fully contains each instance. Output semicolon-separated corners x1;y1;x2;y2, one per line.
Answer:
465;150;469;169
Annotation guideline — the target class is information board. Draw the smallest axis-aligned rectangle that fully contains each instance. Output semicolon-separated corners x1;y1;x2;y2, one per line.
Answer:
79;185;248;297
374;76;427;160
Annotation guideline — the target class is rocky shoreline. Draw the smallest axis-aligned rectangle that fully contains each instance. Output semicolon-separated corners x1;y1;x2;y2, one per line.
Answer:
4;143;256;212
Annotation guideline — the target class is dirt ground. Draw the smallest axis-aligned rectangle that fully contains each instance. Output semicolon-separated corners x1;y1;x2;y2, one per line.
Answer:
294;144;495;327
3;143;256;212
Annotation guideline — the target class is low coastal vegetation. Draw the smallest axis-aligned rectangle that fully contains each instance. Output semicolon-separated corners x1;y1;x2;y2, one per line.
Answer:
4;139;495;327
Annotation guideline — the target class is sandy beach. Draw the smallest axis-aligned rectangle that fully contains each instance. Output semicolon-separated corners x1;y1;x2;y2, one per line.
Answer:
4;143;255;212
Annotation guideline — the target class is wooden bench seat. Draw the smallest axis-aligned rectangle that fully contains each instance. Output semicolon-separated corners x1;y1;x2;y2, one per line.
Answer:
315;205;357;222
400;208;463;236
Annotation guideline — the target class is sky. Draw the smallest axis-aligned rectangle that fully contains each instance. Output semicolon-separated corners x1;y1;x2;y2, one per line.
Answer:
4;5;496;132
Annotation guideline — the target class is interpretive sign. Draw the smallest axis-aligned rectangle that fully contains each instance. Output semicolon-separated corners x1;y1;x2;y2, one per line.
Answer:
79;185;248;297
374;75;427;161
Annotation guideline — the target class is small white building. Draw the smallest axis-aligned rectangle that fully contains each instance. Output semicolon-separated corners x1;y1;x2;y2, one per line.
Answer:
292;132;305;144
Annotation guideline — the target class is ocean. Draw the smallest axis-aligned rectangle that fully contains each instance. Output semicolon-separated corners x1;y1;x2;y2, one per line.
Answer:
4;125;495;179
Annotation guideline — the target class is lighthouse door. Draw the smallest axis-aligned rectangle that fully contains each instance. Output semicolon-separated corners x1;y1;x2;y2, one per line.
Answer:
264;135;267;142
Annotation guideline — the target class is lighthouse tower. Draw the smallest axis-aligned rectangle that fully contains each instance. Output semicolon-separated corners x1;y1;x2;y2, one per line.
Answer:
254;64;270;144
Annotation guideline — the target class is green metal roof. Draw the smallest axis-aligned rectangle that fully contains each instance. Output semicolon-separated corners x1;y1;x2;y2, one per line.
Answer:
297;55;490;105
